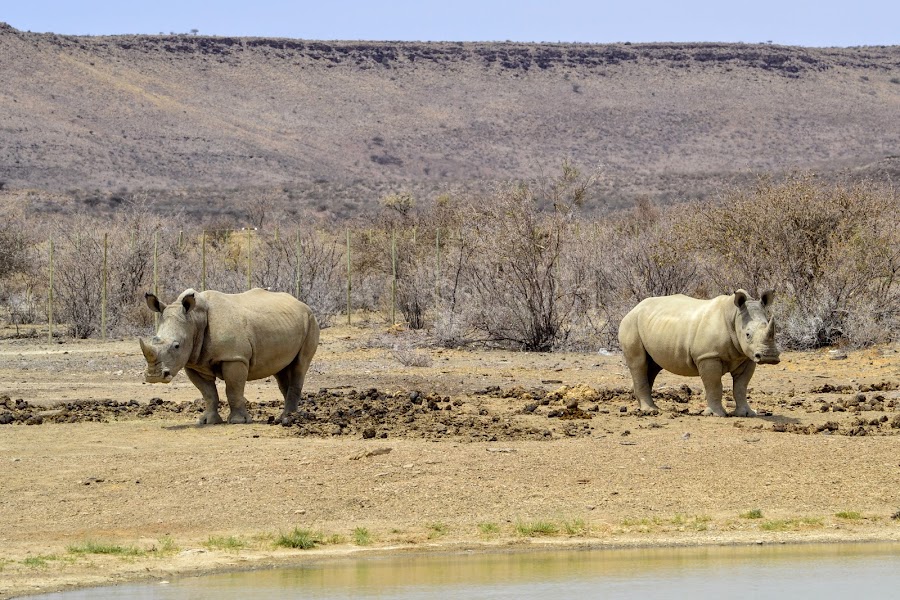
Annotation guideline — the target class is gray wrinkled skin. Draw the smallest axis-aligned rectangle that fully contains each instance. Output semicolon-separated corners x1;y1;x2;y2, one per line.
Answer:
618;289;780;417
140;288;319;425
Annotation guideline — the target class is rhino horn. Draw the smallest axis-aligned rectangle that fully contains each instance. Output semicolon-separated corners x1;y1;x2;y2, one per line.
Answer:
766;319;776;339
139;338;155;361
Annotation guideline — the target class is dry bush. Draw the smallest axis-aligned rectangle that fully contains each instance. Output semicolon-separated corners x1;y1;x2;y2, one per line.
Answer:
681;174;900;348
390;346;434;367
460;162;600;351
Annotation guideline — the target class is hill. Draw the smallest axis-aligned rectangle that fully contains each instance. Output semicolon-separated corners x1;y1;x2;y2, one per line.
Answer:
1;22;899;218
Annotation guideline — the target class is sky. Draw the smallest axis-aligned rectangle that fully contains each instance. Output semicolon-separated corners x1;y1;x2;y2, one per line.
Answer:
2;0;898;47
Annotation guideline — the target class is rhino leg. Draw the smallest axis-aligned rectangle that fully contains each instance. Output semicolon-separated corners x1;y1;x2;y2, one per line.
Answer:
731;361;758;417
221;362;252;424
275;357;313;421
698;359;728;417
186;369;224;425
622;346;660;413
277;323;320;421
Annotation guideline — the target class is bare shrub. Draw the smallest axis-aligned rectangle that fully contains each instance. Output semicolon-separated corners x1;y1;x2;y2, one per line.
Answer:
390;346;433;367
461;162;600;351
681;174;900;348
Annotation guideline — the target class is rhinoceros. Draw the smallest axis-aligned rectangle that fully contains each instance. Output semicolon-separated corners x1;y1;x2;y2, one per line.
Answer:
139;288;319;424
618;289;779;417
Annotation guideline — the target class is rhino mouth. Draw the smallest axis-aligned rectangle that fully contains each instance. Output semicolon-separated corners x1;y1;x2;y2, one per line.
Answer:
144;369;174;384
754;353;781;365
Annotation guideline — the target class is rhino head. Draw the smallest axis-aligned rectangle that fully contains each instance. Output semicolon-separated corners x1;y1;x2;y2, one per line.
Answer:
139;289;201;384
734;289;780;365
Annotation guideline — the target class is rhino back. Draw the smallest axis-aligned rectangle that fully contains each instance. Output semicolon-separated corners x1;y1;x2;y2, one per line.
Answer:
623;294;739;376
199;289;314;380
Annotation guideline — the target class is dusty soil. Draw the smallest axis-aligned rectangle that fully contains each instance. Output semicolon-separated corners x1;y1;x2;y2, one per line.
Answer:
1;324;900;598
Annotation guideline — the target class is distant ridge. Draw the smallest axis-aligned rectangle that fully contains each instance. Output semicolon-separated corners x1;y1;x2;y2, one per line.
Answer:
1;23;898;217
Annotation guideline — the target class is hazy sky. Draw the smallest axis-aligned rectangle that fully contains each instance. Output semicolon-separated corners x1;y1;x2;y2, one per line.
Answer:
3;0;898;47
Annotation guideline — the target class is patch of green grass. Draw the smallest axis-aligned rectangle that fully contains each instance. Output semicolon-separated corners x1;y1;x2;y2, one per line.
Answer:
515;521;559;537
563;518;587;536
151;536;179;556
621;516;663;528
203;535;246;552
427;522;449;539
67;541;145;557
741;509;764;520
22;554;59;568
835;511;863;520
275;528;321;550
760;517;824;532
353;527;372;546
477;522;500;535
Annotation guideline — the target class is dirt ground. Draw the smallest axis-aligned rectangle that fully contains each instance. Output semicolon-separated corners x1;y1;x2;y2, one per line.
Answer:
1;323;899;598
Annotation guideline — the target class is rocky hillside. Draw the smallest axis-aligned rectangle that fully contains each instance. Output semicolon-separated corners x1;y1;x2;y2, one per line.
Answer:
1;22;899;217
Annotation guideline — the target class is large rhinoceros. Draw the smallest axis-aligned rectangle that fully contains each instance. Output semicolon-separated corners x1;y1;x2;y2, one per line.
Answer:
618;289;779;417
139;288;319;424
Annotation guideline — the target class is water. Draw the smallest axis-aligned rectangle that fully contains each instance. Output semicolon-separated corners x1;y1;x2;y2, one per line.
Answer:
31;543;900;599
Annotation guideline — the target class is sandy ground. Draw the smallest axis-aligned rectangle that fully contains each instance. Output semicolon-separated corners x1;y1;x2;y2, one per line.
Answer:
1;323;899;598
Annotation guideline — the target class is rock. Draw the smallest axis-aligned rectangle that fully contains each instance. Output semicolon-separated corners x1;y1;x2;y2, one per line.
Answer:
0;412;13;425
362;427;376;439
25;415;43;425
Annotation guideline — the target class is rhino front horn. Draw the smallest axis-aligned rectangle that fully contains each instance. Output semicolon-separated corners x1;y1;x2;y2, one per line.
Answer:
139;338;155;360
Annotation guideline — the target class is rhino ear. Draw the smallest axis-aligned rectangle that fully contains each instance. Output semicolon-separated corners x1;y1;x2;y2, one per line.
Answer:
182;292;196;313
760;289;775;309
733;289;749;309
145;293;164;314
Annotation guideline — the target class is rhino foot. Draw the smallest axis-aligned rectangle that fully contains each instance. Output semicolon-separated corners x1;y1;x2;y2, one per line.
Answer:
637;407;660;416
198;411;224;425
227;409;252;424
731;406;758;418
702;406;728;417
638;401;660;413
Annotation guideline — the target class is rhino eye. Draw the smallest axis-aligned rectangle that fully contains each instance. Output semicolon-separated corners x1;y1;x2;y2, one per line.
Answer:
745;332;752;339
173;342;180;349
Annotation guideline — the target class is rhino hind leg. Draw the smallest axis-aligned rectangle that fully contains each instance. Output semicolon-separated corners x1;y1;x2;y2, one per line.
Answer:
275;352;313;421
277;320;320;422
623;347;661;413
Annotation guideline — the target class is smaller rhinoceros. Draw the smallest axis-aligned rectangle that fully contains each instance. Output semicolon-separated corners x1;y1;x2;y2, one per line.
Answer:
139;288;319;424
618;289;779;417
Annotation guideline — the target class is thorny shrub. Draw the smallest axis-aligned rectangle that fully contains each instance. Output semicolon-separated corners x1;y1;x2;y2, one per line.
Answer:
0;170;897;350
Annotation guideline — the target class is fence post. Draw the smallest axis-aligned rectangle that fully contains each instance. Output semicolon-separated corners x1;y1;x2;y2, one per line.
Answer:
391;231;397;325
435;227;441;300
47;238;54;343
294;230;302;299
101;232;108;340
346;229;352;326
153;231;159;329
201;230;207;291
246;228;252;290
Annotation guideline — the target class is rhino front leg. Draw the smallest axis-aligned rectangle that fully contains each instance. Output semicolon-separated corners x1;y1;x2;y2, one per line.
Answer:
698;359;727;417
731;361;758;417
221;361;252;424
186;368;224;425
